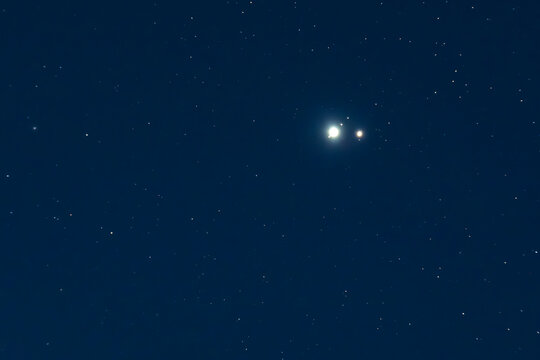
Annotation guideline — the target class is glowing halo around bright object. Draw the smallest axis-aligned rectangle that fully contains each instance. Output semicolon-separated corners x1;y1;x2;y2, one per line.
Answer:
328;126;340;139
356;130;364;139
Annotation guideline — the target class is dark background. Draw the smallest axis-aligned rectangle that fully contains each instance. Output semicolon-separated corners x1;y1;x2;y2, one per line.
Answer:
1;1;539;358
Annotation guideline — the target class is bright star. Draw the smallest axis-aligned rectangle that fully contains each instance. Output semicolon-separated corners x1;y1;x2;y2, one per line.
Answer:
356;130;364;139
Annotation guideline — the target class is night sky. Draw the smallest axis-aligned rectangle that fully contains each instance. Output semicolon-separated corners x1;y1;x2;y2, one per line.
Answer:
1;1;539;359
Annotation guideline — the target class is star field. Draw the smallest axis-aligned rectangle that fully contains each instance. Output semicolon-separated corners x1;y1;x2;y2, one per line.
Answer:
0;1;539;359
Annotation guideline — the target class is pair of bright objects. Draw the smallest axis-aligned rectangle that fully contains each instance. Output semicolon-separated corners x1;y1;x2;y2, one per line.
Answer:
328;126;363;139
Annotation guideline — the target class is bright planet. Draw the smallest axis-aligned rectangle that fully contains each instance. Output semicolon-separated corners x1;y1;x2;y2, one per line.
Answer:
328;126;340;139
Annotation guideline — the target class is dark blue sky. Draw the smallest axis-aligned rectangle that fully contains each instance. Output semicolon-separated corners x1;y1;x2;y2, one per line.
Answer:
1;1;539;359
